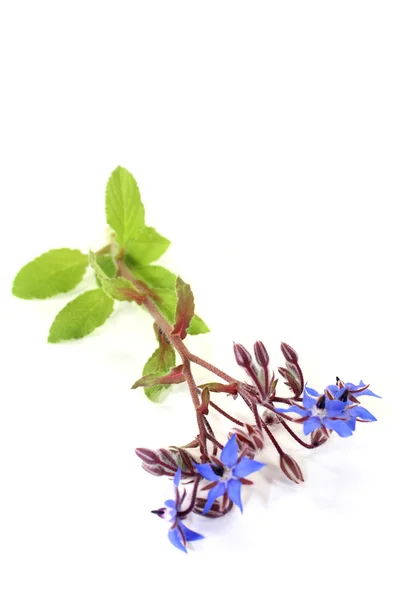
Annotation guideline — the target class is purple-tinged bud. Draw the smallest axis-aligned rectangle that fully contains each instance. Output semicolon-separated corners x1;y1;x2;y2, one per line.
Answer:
135;448;159;464
254;341;270;368
280;342;298;363
310;429;328;448
233;343;252;368
279;453;304;484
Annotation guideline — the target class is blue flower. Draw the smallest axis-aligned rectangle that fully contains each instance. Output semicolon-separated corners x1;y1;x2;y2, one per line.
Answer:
325;380;378;432
276;385;353;438
194;434;265;514
151;468;204;553
326;379;381;403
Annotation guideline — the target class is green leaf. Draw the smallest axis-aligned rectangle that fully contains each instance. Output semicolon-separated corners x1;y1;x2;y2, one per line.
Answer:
152;288;177;323
187;314;210;335
12;249;88;299
125;227;170;266
48;289;114;343
130;265;177;291
172;277;195;340
95;255;116;285
105;166;170;264
89;250;145;303
152;288;209;336
105;166;145;249
142;338;176;402
132;365;185;389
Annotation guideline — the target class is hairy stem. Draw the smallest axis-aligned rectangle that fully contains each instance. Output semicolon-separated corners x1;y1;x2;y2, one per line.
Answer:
117;259;208;452
178;477;201;518
209;401;245;427
278;419;314;449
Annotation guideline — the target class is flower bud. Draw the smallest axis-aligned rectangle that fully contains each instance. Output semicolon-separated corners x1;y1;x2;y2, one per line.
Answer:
279;453;304;484
233;343;252;368
280;342;298;363
254;340;270;368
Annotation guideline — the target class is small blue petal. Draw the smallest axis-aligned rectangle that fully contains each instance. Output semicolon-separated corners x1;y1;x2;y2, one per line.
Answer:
302;386;319;409
233;457;265;479
194;463;220;482
180;522;204;542
203;482;226;514
220;434;239;468
324;418;353;438
227;479;243;513
173;468;181;488
165;499;176;510
325;384;340;397
326;400;348;417
168;527;187;553
348;381;381;398
303;416;322;435
275;405;308;417
347;416;357;431
348;406;377;421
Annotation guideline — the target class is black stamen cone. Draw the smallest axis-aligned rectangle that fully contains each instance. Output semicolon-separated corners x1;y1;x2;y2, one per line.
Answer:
211;464;224;477
316;394;326;410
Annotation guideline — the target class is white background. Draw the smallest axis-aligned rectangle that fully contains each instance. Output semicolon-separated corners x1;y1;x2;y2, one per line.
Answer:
1;1;399;598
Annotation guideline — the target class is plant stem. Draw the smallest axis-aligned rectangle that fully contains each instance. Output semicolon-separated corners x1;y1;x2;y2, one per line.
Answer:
209;401;245;427
117;259;208;452
188;353;235;383
178;477;201;518
278;419;314;449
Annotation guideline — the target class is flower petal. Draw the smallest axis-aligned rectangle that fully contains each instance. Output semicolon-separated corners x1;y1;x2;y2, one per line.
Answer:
302;386;319;409
326;400;348;417
220;434;239;468
233;457;265;478
324;418;353;438
325;384;340;398
348;406;377;421
203;482;226;514
303;416;322;435
275;405;308;416
227;479;243;513
347;416;357;432
180;522;204;542
354;381;381;398
168;527;187;553
173;468;181;488
194;463;220;482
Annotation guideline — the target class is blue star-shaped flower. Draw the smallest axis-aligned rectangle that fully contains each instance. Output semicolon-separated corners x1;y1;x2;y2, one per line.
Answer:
194;434;265;514
151;468;204;553
326;380;378;431
276;385;353;437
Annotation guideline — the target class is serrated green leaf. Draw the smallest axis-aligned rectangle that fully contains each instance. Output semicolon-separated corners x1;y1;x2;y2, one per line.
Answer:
95;255;116;286
48;289;114;343
153;288;209;336
105;166;170;265
142;341;176;402
125;227;170;266
172;277;195;339
12;249;88;299
105;166;145;249
89;250;145;303
129;265;177;291
187;314;210;335
153;288;177;323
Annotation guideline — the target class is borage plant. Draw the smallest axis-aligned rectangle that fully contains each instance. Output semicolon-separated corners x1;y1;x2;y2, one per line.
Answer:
12;166;380;553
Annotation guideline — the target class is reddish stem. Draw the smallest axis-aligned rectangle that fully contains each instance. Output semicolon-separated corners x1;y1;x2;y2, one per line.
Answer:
209;401;245;427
